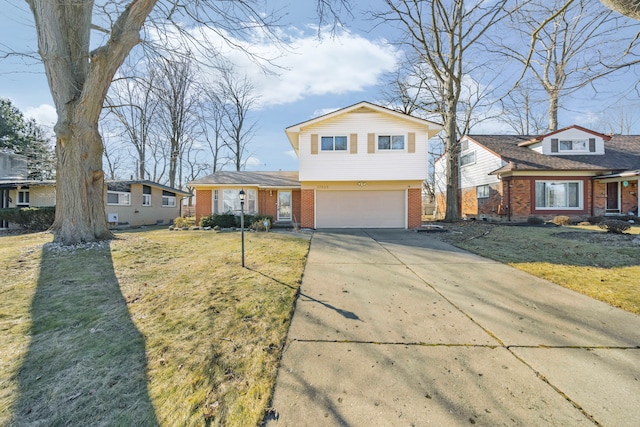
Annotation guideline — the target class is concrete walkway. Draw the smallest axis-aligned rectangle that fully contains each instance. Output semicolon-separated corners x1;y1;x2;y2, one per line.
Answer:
266;229;640;426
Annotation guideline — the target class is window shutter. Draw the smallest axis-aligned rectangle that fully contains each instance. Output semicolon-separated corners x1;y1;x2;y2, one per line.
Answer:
350;133;358;154
408;132;416;153
589;138;596;152
311;134;318;155
368;133;375;153
551;138;558;153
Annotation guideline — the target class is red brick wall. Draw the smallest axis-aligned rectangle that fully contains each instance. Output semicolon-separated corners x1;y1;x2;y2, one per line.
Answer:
407;188;422;228
300;189;315;229
292;189;302;225
195;189;212;225
460;187;478;218
621;180;639;215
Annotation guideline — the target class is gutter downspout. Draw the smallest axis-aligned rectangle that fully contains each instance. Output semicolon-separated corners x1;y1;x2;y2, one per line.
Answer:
507;177;512;222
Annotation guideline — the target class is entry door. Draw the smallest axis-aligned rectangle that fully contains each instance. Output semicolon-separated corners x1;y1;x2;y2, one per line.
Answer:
606;182;620;212
278;191;292;221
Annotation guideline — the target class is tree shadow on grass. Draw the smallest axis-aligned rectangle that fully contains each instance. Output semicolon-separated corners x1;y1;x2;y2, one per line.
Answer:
11;242;158;426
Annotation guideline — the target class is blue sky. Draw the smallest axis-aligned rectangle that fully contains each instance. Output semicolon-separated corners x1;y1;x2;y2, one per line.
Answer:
1;1;639;179
0;0;400;174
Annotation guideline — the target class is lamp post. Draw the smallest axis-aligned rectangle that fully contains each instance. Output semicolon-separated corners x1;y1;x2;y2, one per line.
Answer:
239;189;245;267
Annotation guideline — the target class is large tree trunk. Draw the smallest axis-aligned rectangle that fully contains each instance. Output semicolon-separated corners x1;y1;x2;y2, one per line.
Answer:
548;90;559;131
444;101;459;222
27;0;157;244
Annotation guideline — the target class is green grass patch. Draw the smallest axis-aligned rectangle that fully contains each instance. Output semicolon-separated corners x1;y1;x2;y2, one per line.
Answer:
436;223;640;314
0;229;309;426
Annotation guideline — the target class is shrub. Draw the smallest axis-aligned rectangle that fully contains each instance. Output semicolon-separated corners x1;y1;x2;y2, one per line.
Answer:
251;217;272;231
0;207;55;231
527;216;544;225
173;216;195;228
200;213;237;228
586;216;604;225
552;215;571;226
598;219;631;234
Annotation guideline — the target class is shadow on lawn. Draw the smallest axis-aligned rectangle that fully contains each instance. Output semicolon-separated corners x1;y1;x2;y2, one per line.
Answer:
11;241;158;426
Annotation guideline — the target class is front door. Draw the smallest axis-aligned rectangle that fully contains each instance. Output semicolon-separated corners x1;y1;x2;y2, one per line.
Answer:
278;191;292;221
606;182;620;213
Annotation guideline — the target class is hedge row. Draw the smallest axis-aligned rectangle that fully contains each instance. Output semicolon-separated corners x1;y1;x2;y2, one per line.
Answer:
0;207;55;231
199;213;273;230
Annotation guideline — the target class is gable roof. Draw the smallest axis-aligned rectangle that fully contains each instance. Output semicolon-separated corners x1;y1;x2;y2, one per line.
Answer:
517;124;612;147
188;171;300;188
285;101;443;154
464;134;640;175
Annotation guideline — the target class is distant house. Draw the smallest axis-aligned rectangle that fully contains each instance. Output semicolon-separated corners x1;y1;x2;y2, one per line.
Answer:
1;153;190;230
190;101;443;229
434;125;640;221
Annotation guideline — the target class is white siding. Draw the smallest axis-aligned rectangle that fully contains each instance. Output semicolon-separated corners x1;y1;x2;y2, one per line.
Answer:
433;154;447;197
541;128;605;155
298;110;430;181
459;139;503;187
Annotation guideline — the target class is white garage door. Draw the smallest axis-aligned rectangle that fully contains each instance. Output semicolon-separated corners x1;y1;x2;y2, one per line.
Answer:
316;190;405;228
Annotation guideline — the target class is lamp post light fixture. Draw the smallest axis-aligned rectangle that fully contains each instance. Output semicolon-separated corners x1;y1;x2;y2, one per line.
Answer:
239;189;245;267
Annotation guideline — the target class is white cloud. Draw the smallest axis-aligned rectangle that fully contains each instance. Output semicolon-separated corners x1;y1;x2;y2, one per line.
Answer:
24;104;57;127
244;156;263;169
193;26;399;108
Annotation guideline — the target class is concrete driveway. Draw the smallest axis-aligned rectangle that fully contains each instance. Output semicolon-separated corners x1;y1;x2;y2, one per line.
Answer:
266;229;640;426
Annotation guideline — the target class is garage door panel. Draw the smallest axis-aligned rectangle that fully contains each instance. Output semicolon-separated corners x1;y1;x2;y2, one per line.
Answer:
316;190;405;228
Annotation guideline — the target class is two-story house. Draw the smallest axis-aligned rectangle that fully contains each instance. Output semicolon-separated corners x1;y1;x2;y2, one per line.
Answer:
434;125;640;221
190;101;443;229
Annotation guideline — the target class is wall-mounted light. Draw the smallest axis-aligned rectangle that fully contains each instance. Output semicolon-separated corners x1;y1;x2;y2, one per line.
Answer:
357;181;366;187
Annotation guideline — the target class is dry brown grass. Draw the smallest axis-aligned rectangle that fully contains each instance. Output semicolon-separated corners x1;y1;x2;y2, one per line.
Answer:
431;222;640;314
0;228;309;426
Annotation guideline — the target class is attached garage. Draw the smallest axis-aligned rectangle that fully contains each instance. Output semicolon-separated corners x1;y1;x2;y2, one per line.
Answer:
315;190;406;228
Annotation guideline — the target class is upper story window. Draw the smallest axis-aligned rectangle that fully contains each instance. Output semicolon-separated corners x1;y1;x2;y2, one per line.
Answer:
107;191;131;206
162;190;177;207
460;151;476;166
17;189;30;206
378;135;404;150
321;136;347;151
559;139;587;152
142;185;151;206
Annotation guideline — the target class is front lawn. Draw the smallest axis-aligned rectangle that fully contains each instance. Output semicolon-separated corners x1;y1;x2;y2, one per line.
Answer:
0;229;309;426
431;222;640;315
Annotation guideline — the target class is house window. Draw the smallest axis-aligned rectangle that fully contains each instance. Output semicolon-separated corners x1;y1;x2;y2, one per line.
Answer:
17;190;30;206
142;185;151;206
107;191;131;206
162;190;177;207
460;140;469;151
460;151;476;166
477;184;490;199
559;139;587;152
321;136;347;151
378;135;405;150
213;189;219;214
222;189;256;214
535;181;582;209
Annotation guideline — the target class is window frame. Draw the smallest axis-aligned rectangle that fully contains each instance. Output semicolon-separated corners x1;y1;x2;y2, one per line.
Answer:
476;184;490;199
377;134;405;151
558;139;588;153
535;180;583;210
107;190;131;206
17;189;30;207
320;135;348;151
222;189;257;214
460;151;476;167
162;195;177;207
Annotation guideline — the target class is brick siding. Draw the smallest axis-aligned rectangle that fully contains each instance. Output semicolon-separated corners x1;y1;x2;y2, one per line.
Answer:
195;189;212;225
300;189;315;228
407;188;422;228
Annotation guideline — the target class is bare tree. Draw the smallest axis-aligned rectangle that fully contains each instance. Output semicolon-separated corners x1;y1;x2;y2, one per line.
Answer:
501;0;640;131
600;0;640;19
105;58;161;180
376;0;511;221
499;82;548;135
199;86;228;173
23;0;348;245
216;62;260;171
154;55;201;188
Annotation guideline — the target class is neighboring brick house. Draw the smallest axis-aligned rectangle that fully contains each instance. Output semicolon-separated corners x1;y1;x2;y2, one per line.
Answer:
434;125;640;221
190;101;443;229
1;164;189;229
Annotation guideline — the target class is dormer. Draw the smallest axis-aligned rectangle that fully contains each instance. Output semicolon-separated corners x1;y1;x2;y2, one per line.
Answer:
518;125;610;156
